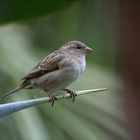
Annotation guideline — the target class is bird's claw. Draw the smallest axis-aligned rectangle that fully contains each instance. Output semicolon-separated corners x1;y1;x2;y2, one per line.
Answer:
63;89;77;102
49;96;57;106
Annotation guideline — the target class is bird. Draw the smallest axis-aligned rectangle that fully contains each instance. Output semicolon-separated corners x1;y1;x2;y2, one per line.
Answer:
1;41;93;106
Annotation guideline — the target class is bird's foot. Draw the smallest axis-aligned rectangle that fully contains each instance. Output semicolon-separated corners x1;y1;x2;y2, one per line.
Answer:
62;89;77;102
49;95;57;106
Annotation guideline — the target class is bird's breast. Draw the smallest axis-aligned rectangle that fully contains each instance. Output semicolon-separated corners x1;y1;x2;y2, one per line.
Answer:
58;55;86;81
62;66;80;82
76;56;86;74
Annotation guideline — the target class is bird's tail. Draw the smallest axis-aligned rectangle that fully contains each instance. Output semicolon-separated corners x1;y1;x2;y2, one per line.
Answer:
1;86;22;99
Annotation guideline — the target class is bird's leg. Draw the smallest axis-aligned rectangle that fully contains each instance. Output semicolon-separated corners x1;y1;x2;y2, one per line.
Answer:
62;88;77;102
48;93;57;106
49;95;57;106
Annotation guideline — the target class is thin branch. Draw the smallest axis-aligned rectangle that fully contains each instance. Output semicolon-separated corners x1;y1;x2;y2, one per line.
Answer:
0;88;107;117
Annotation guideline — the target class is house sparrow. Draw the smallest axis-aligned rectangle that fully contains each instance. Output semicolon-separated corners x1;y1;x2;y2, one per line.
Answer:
1;41;92;106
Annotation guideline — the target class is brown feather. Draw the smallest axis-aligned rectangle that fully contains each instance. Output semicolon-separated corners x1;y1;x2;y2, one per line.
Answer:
22;50;65;81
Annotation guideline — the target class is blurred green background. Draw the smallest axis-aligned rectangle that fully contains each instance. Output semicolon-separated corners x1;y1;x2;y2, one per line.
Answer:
0;0;137;140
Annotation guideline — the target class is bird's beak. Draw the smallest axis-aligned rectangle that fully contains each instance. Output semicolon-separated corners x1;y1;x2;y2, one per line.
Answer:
85;47;93;54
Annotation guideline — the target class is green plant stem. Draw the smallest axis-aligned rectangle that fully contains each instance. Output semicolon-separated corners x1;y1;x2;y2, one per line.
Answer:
0;88;107;117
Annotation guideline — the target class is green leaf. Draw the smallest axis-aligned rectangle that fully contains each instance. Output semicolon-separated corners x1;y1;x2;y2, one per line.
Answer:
0;0;75;24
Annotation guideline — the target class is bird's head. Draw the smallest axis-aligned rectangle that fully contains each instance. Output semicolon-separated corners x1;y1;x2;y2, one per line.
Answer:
62;41;93;57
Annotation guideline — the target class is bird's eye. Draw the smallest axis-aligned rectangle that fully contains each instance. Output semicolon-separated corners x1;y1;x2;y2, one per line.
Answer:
77;46;81;49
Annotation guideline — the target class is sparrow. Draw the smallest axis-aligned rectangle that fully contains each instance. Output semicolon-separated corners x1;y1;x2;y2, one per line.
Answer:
1;41;92;106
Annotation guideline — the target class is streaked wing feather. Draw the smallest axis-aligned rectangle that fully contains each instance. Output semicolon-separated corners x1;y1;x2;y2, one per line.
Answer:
22;50;64;80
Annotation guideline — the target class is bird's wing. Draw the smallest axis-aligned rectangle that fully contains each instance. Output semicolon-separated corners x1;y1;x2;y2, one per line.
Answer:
22;50;65;80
